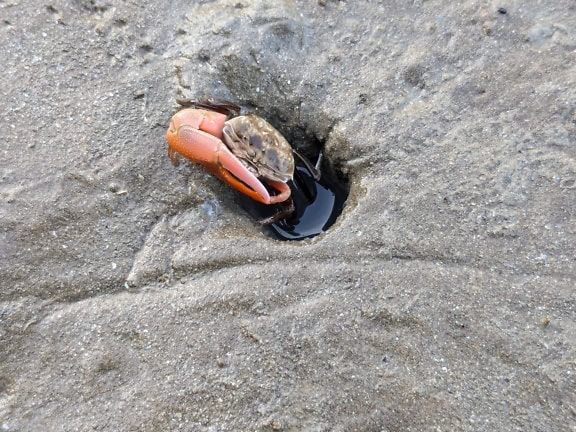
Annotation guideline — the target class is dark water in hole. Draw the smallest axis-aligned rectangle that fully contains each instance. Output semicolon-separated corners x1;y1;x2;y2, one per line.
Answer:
243;160;348;241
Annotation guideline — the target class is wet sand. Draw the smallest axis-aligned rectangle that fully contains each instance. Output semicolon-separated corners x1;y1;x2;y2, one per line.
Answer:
1;1;575;430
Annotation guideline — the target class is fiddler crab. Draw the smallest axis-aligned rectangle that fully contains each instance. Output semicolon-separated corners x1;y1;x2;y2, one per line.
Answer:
166;98;320;224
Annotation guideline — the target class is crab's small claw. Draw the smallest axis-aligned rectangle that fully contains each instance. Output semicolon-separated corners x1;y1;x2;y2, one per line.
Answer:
166;108;272;204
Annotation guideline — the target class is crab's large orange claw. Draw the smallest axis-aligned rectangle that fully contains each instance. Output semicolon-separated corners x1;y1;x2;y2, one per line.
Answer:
167;108;227;142
166;108;272;204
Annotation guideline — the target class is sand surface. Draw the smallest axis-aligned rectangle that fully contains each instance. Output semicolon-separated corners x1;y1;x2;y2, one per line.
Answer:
1;1;575;430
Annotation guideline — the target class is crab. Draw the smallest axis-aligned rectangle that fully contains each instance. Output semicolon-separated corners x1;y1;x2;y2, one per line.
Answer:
166;99;302;223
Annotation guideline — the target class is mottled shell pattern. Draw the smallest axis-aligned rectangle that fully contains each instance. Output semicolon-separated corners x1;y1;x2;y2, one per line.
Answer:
222;114;295;183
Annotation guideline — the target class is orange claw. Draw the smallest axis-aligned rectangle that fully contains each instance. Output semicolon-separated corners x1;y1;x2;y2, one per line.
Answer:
166;108;274;204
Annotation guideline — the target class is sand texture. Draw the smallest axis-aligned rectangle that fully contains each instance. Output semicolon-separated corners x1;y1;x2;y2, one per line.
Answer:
1;1;575;431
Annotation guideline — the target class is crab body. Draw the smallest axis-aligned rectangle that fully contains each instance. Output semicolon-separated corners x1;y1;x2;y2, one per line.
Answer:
223;114;294;184
166;102;296;214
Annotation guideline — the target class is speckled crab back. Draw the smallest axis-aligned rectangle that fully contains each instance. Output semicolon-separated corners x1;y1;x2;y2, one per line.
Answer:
222;114;295;183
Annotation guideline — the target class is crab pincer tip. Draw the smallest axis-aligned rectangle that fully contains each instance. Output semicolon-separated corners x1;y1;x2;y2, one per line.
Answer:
217;145;271;203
